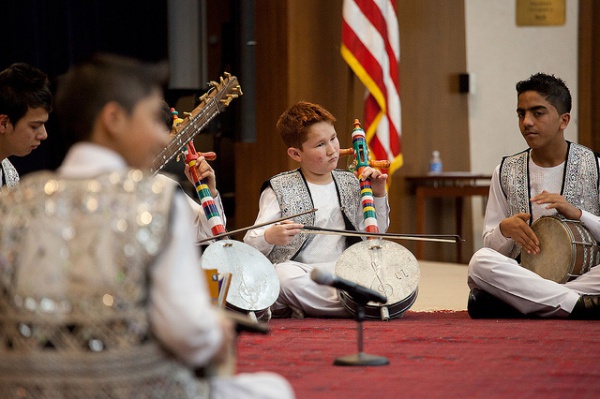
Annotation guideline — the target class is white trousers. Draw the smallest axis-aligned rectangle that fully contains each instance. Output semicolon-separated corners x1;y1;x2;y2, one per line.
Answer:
468;247;600;317
212;372;295;399
272;260;351;318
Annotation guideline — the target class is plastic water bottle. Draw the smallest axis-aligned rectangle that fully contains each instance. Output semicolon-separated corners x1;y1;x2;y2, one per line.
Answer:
430;150;442;173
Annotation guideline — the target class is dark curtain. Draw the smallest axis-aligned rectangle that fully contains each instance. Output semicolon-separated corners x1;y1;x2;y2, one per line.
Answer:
0;0;169;174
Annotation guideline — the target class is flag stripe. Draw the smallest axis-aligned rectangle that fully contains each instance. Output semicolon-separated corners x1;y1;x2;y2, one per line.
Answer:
341;0;402;177
355;0;400;83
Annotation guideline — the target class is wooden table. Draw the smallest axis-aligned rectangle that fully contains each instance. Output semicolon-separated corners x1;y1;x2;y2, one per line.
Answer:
405;173;492;262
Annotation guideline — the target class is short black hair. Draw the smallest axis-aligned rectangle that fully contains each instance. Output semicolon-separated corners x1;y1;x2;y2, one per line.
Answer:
55;53;169;144
516;73;571;115
161;101;174;132
0;63;52;124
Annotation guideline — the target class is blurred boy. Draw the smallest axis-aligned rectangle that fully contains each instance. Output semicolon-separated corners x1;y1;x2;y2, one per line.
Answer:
0;54;294;399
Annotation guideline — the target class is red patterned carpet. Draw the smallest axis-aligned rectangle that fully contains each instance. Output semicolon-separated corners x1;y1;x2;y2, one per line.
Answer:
237;311;600;399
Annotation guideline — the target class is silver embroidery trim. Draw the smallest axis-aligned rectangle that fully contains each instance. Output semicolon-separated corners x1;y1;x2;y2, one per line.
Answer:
1;158;19;189
500;143;600;258
267;169;362;263
0;170;206;397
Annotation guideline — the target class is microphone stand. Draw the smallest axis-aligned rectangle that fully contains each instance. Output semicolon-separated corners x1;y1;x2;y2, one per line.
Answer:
334;292;389;366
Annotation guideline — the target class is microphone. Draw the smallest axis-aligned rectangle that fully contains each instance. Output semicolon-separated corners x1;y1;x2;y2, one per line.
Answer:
310;269;387;305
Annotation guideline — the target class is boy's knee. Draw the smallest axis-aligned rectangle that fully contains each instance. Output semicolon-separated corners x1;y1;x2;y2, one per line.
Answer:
469;247;497;266
278;275;303;298
468;247;497;280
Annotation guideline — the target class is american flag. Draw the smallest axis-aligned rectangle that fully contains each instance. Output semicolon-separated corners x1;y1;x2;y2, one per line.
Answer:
341;0;402;176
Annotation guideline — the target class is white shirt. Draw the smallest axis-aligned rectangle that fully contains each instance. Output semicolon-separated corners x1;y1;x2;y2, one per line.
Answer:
57;142;222;367
244;180;390;260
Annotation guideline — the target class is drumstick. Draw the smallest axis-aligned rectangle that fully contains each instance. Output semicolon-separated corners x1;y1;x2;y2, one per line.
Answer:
301;226;463;244
196;208;318;244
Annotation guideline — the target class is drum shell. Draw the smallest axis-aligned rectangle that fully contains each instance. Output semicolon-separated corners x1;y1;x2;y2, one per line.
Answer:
335;239;420;320
521;216;600;283
339;288;418;320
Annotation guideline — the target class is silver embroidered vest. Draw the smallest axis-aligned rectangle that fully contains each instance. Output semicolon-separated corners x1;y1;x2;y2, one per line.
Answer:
0;158;19;189
267;169;362;264
0;170;208;398
500;142;600;258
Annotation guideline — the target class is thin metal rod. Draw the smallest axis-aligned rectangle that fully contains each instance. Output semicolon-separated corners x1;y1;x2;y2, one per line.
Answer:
301;226;462;244
196;208;318;244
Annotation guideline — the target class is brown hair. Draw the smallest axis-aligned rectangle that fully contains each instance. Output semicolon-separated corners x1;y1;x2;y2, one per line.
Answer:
55;53;168;144
276;101;336;149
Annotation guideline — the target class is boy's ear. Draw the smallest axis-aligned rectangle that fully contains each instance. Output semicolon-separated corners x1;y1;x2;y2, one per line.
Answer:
0;114;10;133
99;101;126;138
560;112;571;130
287;146;302;162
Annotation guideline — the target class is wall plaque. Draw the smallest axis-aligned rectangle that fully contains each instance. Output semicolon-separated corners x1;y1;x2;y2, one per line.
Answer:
516;0;566;26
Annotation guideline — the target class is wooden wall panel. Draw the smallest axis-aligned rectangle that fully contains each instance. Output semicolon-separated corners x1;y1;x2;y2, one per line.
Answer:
233;0;291;236
286;0;363;150
578;0;600;152
393;0;470;262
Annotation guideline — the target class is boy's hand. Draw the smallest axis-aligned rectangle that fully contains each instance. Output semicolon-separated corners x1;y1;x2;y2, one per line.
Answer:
264;220;304;246
499;213;540;254
185;155;219;198
360;167;388;197
530;190;582;220
209;312;237;375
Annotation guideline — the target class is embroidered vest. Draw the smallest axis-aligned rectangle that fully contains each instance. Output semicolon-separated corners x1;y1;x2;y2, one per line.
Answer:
0;158;19;189
0;170;208;398
499;142;600;258
266;169;362;263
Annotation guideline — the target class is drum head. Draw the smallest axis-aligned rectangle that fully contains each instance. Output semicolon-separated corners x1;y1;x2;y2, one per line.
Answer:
335;239;420;307
521;217;573;283
201;240;280;311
